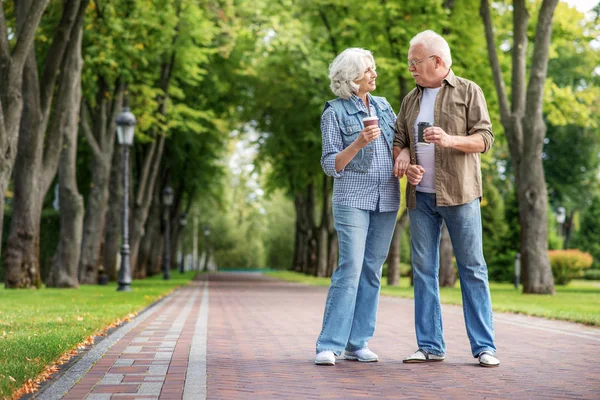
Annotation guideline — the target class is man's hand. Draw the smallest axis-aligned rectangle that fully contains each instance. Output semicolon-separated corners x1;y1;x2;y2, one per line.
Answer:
393;148;410;177
356;125;380;148
406;165;425;186
423;126;454;148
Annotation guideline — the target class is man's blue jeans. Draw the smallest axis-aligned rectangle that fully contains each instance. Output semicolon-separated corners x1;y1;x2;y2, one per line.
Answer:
408;192;496;357
316;204;398;355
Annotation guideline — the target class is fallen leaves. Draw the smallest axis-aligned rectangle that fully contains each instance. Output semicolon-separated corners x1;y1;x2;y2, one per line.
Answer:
9;314;139;400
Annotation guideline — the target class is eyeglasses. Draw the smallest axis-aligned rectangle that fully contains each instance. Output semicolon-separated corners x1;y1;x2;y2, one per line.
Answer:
407;55;435;68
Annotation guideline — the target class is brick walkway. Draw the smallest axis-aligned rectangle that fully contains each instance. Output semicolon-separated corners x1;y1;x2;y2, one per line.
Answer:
37;273;600;399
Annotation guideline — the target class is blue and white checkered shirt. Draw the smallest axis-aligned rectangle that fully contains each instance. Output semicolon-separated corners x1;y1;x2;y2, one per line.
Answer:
320;95;400;212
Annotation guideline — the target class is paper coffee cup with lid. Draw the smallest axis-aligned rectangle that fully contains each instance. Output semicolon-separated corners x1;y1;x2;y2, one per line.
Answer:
363;116;379;127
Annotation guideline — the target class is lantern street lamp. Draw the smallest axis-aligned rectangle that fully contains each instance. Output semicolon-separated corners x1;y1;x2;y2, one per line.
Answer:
179;213;188;274
203;225;211;271
116;107;136;292
162;186;174;280
556;206;566;237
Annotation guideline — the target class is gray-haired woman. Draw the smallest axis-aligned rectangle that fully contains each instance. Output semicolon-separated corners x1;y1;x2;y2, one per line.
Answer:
315;48;408;365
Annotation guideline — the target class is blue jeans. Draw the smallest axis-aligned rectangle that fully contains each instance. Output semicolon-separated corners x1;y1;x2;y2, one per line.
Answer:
408;192;496;357
316;204;398;355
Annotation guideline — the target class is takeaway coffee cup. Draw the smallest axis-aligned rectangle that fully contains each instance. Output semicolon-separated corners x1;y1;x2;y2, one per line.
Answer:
417;122;432;145
363;116;379;128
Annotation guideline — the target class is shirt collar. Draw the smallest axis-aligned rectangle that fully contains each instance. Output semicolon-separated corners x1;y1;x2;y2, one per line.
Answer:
341;93;373;115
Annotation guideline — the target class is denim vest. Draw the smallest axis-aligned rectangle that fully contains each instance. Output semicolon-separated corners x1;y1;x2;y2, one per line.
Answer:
323;95;396;172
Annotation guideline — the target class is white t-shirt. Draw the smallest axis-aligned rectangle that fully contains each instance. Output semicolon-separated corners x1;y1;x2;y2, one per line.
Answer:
413;87;441;193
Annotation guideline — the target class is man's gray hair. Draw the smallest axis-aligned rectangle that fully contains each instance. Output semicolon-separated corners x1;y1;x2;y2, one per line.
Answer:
329;48;375;99
410;30;452;68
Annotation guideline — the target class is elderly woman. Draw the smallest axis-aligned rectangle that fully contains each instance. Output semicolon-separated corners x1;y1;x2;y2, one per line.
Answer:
315;48;407;366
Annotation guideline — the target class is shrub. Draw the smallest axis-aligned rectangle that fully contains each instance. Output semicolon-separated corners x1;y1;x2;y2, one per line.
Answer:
549;249;593;285
574;195;600;268
487;250;518;283
583;269;600;281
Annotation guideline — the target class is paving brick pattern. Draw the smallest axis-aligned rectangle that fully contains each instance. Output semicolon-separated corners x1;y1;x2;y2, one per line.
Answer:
60;284;202;400
206;273;599;399
55;273;599;399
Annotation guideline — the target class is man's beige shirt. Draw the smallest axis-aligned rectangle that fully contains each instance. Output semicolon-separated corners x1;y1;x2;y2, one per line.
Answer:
394;69;494;209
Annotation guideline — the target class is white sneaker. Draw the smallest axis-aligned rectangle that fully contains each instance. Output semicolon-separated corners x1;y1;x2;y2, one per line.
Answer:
403;348;446;363
478;351;500;367
315;350;335;365
344;348;378;362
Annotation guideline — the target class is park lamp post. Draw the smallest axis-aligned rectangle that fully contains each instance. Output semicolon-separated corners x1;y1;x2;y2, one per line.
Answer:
179;213;188;274
203;225;211;270
116;107;136;292
556;206;566;237
162;186;174;280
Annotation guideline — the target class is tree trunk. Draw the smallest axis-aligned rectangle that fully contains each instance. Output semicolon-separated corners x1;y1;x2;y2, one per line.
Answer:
480;0;558;294
292;194;306;272
78;156;111;284
562;211;574;249
439;222;456;287
103;144;123;281
387;212;409;286
148;221;164;276
4;0;86;288
306;184;318;275
139;192;162;276
78;81;123;284
4;48;44;288
47;25;84;288
0;0;50;267
130;135;166;278
316;176;332;277
130;1;183;277
326;230;338;277
518;120;555;293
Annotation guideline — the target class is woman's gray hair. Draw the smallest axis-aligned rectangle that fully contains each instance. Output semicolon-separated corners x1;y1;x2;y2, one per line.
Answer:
410;30;452;68
329;48;375;99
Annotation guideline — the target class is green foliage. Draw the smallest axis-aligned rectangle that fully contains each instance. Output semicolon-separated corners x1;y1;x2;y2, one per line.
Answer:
544;124;600;213
574;196;600;268
549;249;593;285
262;191;295;269
487;250;517;284
583;269;600;281
481;180;508;265
0;272;195;398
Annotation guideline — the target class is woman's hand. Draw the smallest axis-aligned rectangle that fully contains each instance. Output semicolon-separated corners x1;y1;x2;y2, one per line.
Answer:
406;164;425;186
393;148;410;177
356;125;380;148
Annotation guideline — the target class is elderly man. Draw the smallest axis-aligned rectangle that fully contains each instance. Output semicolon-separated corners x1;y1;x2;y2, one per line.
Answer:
393;30;499;367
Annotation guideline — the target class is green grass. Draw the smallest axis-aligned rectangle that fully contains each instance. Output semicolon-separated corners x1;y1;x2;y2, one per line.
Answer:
266;271;600;326
0;271;196;399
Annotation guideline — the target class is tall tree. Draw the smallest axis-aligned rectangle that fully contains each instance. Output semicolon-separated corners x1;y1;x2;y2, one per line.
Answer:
4;0;86;288
481;0;559;294
0;1;49;268
47;18;86;288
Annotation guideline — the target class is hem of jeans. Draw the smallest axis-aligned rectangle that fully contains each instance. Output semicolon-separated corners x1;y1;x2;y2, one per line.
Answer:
344;345;367;353
416;347;445;357
316;349;342;357
473;347;496;358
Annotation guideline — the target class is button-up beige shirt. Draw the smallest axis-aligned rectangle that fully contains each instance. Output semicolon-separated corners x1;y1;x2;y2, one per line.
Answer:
393;69;494;209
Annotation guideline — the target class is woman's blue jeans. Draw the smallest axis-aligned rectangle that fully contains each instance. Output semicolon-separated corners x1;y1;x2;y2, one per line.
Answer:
316;204;398;355
408;191;496;357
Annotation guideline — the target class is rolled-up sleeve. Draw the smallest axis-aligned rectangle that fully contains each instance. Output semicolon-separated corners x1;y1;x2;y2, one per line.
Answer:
468;84;494;154
320;107;344;178
393;100;409;149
